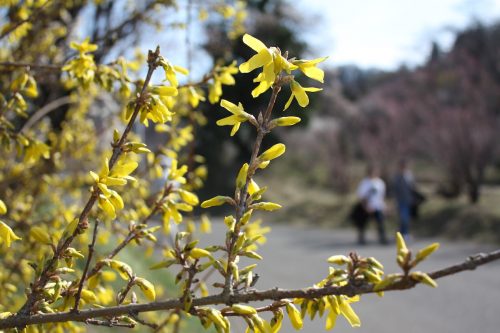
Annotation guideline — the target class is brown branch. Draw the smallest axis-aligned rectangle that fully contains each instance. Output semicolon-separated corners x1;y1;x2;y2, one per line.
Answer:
1;248;498;329
17;46;161;316
85;318;135;328
73;219;100;312
0;61;62;71
20;96;73;133
224;80;282;294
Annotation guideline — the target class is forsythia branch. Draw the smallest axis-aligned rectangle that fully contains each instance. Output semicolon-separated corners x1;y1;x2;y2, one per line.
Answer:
1;249;498;329
17;46;162;316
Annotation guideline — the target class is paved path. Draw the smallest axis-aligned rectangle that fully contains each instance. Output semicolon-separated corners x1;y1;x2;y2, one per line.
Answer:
201;222;500;333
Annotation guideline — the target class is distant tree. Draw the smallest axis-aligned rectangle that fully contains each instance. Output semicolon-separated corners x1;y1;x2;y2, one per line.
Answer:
356;22;500;203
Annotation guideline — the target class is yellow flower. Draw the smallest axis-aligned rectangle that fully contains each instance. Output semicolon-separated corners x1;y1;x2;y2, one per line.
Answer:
0;199;7;215
251;202;282;211
201;196;233;208
415;242;440;264
186;86;206;108
239;34;297;98
327;255;350;265
24;140;50;164
217;99;255;136
69;38;98;54
284;80;322;110
285;302;303;330
62;38;98;86
339;297;361;327
0;220;21;247
167;159;188;184
236;163;249;189
159;58;189;87
293;57;328;83
200;215;212;233
271;116;301;127
134;277;156;301
239;34;273;74
189;248;212;259
259;143;286;161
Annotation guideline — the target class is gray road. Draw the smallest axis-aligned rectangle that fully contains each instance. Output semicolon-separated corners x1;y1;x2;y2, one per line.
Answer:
201;222;500;333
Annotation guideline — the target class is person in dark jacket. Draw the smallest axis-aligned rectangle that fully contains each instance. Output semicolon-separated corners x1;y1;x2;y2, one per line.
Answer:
392;159;415;240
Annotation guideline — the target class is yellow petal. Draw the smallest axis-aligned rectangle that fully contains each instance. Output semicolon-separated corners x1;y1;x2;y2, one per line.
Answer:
301;65;325;82
291;81;309;107
260;143;286;161
283;93;294;111
230;122;241;136
325;309;338;330
251;202;282;211
174;65;189;75
189;244;211;258
273;116;301;126
98;196;116;219
327;255;350;265
178;189;199;206
242;33;268;52
30;226;52;245
220;99;244;115
248;179;260;196
111;160;138;178
231;304;257;315
0;220;21;247
285;303;303;330
236;163;249;189
0;200;7;215
135;277;156;301
239;49;273;73
217;115;246;126
415;243;440;263
201;196;231;208
396;232;407;254
339;300;360;327
200;215;212;233
102;176;127;186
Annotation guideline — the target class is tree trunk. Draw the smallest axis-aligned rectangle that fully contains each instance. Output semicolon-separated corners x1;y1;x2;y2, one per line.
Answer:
467;181;480;204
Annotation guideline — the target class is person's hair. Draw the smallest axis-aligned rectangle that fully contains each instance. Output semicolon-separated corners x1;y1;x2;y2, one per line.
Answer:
399;158;409;170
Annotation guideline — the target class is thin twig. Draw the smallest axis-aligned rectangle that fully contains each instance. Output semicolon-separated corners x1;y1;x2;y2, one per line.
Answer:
73;219;100;312
0;61;62;71
152;310;178;333
20;96;73;133
2;247;498;328
85;183;173;281
129;312;159;329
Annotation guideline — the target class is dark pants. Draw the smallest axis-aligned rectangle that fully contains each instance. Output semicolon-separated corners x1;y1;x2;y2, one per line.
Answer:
397;202;411;237
357;210;387;244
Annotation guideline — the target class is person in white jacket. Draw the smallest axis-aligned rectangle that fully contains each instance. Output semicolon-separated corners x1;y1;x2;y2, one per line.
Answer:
356;165;388;245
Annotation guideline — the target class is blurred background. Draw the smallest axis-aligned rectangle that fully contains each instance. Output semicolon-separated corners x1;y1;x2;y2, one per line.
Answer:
187;0;500;244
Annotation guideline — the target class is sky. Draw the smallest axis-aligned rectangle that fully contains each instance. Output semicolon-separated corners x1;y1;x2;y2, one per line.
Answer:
296;0;500;70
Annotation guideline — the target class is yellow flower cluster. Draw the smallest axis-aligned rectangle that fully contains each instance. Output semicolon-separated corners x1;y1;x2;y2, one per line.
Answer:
90;156;138;219
0;200;21;248
62;39;98;87
238;33;326;108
